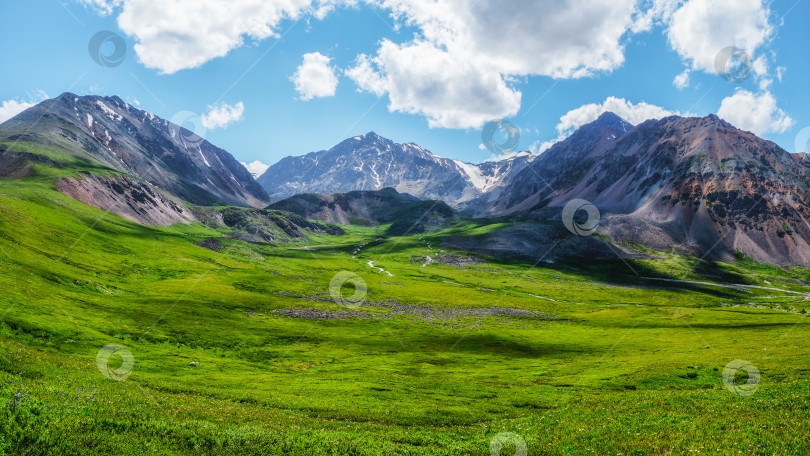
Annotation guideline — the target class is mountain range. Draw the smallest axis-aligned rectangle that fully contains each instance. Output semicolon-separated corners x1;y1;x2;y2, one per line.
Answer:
494;112;810;266
257;132;534;206
3;92;810;267
258;112;810;267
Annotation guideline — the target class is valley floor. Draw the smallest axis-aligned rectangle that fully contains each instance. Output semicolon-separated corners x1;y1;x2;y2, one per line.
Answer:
2;176;810;455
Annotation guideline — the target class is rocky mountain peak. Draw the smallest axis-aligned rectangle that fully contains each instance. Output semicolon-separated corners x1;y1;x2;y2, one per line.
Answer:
594;111;631;129
0;93;268;207
257;132;533;205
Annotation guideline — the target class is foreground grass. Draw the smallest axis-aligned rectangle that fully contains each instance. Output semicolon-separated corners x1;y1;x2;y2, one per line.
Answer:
1;164;810;454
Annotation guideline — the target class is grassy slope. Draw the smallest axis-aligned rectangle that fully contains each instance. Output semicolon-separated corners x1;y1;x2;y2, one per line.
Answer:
1;148;810;454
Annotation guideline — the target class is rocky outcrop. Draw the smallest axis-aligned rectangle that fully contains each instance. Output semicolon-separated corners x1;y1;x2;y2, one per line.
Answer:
57;173;196;226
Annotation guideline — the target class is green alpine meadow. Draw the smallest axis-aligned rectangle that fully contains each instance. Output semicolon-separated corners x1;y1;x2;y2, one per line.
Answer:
1;128;810;455
3;1;810;453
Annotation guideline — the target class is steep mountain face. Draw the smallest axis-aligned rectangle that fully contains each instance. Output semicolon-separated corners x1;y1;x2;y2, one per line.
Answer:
257;132;533;206
489;113;810;266
0;92;268;207
468;112;634;215
269;187;457;235
57;173;197;226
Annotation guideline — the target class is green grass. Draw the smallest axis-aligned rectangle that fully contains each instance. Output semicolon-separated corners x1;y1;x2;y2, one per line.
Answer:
2;160;810;454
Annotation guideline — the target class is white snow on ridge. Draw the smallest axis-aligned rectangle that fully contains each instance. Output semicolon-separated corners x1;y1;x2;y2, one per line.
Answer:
482;150;533;163
453;160;487;191
96;101;122;121
197;146;211;167
86;114;94;128
369;164;382;188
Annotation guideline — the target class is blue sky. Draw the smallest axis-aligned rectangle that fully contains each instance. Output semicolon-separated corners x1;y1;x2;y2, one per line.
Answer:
1;0;808;174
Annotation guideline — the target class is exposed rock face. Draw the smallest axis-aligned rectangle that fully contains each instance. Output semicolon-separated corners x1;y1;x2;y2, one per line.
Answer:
0;93;268;207
487;113;810;266
469;112;634;216
56;173;197;226
257;132;533;206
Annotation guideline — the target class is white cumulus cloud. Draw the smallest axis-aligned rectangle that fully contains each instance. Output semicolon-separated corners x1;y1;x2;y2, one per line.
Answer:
79;0;790;135
77;0;121;15
201;102;245;130
665;0;774;77
673;70;690;89
292;52;339;101
241;160;270;178
347;41;522;129
717;89;794;135
556;97;679;137
347;0;643;129
84;0;653;127
92;0;343;74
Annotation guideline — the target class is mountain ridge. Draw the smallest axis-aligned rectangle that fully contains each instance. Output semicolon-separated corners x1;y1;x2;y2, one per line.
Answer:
257;131;535;206
268;187;457;235
0;92;268;208
487;112;810;266
5;92;810;266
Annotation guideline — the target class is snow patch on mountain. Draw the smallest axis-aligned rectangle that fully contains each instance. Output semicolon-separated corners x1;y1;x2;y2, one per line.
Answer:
258;132;536;206
453;160;487;191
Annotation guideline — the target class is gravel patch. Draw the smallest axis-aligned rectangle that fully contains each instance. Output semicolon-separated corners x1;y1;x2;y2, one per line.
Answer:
271;297;566;322
272;308;374;320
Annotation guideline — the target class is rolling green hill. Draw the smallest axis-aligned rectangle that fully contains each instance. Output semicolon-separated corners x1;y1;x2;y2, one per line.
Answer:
268;188;458;236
